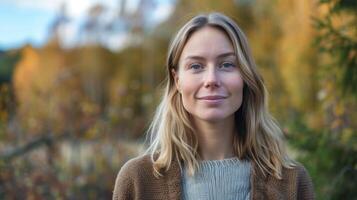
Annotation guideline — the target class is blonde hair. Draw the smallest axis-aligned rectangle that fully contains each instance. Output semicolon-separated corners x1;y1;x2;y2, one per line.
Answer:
146;12;294;179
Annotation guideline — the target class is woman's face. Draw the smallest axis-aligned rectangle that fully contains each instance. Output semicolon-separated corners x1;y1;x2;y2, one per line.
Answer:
173;26;244;123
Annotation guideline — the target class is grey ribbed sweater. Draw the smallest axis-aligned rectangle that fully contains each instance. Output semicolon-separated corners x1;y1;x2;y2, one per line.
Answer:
182;157;251;200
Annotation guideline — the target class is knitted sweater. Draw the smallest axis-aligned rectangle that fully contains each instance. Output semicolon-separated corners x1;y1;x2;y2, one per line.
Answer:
182;157;251;200
113;154;314;200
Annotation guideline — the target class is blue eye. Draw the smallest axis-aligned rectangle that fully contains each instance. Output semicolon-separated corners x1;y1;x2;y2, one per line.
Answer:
189;63;203;70
220;62;235;68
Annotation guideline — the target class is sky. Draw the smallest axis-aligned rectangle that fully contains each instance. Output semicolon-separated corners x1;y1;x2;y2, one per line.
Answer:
0;0;174;50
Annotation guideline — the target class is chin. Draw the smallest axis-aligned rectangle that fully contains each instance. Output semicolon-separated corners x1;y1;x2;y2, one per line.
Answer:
196;112;233;123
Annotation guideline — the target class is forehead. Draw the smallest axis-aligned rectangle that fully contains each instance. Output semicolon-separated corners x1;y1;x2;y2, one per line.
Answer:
180;26;234;60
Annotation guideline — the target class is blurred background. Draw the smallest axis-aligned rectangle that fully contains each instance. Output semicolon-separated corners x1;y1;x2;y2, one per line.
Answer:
0;0;356;199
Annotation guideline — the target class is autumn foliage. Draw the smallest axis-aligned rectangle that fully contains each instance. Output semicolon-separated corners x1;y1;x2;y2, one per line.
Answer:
0;0;356;199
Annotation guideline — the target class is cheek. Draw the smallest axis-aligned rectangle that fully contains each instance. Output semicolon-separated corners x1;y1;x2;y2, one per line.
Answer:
227;75;244;93
180;80;197;99
227;76;244;109
178;73;199;96
178;77;200;111
234;80;244;94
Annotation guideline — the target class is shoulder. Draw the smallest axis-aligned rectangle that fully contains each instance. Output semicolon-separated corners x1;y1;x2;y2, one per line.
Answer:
283;162;315;200
294;163;315;199
113;154;154;200
118;154;153;177
283;162;312;184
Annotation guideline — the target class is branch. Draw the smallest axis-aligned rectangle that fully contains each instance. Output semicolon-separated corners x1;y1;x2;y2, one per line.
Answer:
0;133;69;162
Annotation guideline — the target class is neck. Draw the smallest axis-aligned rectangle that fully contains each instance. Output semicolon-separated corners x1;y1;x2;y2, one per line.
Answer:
193;116;235;161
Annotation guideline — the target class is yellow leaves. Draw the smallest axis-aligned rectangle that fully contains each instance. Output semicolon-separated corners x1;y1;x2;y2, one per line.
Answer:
306;112;324;130
340;128;353;145
333;103;345;117
84;122;101;139
0;110;7;122
276;0;317;111
330;118;343;130
80;101;99;116
13;46;40;103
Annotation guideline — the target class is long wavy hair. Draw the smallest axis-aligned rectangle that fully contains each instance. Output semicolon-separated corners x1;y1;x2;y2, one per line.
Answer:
146;12;294;179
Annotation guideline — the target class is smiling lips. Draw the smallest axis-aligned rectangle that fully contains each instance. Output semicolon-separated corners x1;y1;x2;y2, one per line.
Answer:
197;95;227;100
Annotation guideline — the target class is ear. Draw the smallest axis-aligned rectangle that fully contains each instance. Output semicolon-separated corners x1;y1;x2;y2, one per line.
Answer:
171;68;180;92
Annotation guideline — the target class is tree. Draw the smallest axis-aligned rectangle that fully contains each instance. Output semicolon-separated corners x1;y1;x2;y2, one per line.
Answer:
289;0;357;199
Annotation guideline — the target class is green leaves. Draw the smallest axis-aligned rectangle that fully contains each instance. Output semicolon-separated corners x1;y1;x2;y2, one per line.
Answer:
314;0;357;96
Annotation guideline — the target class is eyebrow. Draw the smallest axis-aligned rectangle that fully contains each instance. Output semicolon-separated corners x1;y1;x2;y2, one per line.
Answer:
184;52;236;61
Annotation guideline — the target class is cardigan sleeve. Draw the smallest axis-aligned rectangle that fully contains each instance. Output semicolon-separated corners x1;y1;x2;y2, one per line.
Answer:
297;165;315;200
113;160;135;200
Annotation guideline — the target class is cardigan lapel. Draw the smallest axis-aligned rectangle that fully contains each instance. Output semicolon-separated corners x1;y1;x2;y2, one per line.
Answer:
250;161;268;199
166;160;182;200
251;162;298;200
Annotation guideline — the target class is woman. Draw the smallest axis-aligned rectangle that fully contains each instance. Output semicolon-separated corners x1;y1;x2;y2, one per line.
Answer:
113;12;314;200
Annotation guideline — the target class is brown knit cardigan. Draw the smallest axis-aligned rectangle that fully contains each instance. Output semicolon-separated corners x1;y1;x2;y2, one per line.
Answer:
113;155;314;200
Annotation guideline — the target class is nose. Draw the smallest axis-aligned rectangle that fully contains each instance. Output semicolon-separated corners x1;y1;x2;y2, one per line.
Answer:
203;67;221;88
